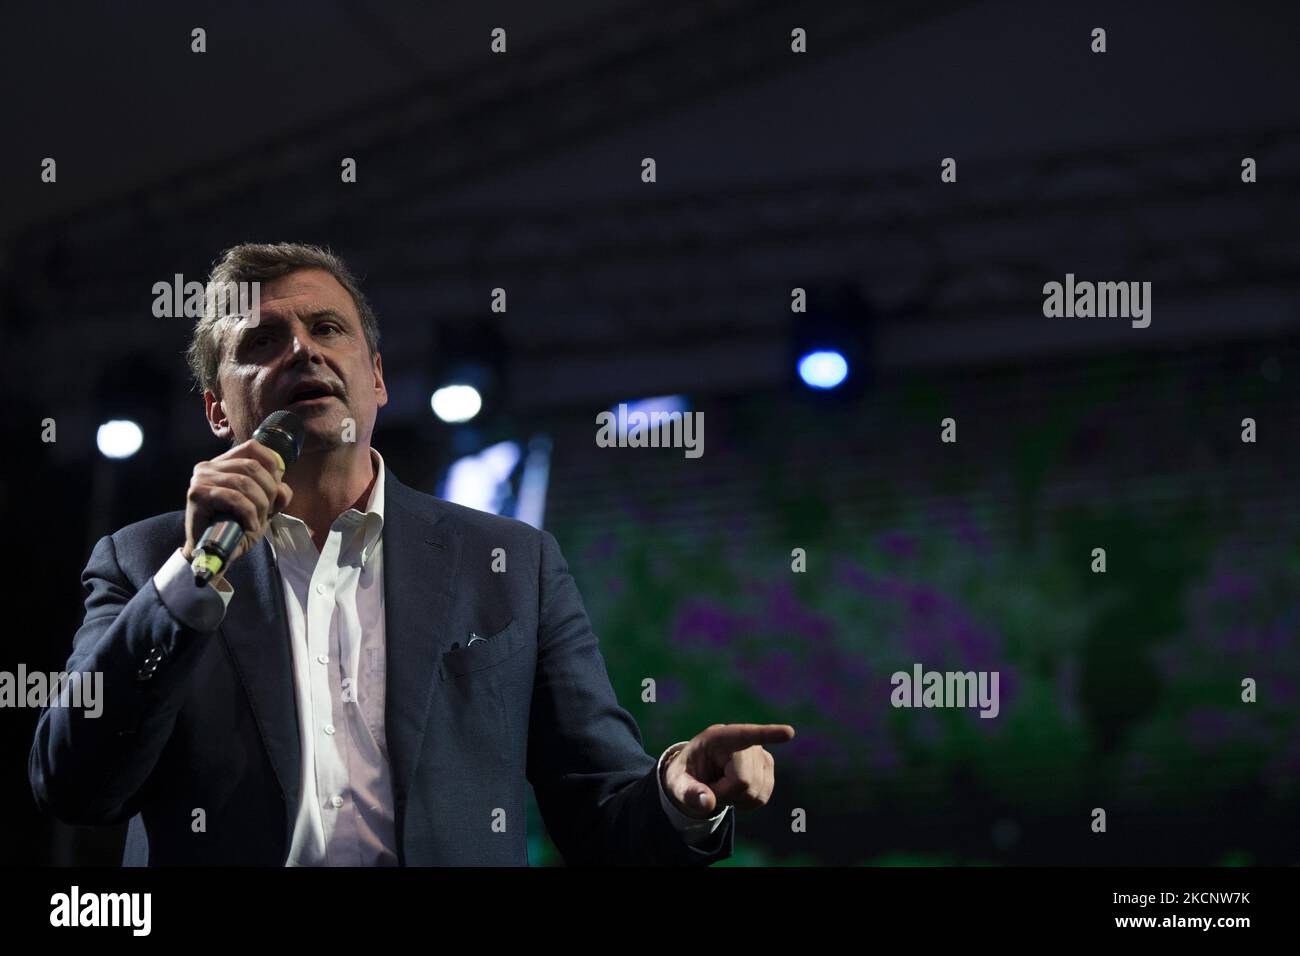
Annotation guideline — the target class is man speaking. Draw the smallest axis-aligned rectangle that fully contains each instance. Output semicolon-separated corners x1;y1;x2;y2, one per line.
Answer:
29;242;794;865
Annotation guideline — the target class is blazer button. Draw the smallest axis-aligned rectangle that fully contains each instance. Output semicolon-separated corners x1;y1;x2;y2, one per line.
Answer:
136;647;165;680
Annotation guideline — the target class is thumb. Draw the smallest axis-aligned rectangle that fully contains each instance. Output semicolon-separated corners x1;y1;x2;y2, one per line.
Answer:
675;767;722;816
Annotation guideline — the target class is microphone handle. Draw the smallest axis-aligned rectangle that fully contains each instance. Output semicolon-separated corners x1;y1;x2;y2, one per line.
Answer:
189;423;294;587
191;517;244;587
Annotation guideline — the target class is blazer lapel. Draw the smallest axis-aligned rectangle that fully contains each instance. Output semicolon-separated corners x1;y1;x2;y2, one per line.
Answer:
382;470;461;809
219;537;301;840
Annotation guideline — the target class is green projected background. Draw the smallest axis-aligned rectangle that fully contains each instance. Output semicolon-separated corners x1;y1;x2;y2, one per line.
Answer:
526;343;1300;865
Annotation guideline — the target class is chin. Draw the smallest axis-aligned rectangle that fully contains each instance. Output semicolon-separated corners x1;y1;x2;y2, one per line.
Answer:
296;419;337;445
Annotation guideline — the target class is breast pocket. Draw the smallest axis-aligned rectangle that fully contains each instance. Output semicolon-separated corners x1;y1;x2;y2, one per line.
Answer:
440;619;527;679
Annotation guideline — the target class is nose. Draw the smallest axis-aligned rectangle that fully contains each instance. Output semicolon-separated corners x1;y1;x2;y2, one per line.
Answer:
287;323;325;367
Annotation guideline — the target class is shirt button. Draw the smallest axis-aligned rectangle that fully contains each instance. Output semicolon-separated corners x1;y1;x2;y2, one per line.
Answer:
330;795;344;809
324;724;336;735
315;583;325;594
317;655;329;664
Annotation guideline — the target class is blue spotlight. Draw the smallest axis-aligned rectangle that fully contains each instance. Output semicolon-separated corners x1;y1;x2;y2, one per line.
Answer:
797;350;849;390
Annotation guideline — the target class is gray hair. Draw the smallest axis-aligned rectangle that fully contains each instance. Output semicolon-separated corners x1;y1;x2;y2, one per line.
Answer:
185;242;381;397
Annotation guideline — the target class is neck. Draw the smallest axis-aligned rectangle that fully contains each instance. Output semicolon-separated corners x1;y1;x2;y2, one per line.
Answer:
283;442;377;540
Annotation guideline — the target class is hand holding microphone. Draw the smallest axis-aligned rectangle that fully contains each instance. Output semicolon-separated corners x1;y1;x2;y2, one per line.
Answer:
185;411;305;586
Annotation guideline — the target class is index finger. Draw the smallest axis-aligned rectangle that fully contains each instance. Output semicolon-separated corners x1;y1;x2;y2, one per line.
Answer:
227;438;286;477
706;723;796;752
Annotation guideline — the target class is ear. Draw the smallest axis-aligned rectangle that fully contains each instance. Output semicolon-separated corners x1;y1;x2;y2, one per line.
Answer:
204;389;232;441
372;352;388;409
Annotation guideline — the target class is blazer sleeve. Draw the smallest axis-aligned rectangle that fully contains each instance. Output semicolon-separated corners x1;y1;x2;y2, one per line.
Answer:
29;533;216;825
524;529;735;865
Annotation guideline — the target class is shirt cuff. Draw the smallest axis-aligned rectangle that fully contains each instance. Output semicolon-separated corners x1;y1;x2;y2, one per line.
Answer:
153;547;234;633
656;741;730;849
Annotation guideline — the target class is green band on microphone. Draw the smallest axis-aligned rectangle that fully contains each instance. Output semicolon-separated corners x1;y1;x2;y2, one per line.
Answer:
191;551;223;583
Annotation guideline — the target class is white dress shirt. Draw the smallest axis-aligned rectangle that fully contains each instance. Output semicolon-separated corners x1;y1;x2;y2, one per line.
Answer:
152;447;728;863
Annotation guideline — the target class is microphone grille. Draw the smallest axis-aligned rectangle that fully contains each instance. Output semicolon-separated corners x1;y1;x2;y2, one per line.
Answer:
254;410;306;470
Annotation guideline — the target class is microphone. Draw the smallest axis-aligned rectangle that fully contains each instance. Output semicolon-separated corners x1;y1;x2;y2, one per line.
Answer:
191;410;306;587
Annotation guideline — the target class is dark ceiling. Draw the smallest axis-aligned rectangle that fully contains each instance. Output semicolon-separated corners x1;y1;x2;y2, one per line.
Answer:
4;0;1299;240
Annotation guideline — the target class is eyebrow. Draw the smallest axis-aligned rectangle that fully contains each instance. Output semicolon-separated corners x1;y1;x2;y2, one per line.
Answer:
233;309;351;341
305;309;350;324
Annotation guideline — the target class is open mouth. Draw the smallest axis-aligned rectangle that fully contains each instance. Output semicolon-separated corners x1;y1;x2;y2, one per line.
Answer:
286;383;339;408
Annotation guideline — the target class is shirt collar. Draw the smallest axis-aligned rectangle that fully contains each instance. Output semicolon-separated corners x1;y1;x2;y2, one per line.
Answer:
268;447;386;567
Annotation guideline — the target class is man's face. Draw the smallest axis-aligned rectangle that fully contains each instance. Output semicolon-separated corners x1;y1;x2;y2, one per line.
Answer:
204;267;387;453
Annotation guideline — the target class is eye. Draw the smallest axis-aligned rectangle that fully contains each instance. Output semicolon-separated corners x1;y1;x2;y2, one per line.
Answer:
317;323;342;335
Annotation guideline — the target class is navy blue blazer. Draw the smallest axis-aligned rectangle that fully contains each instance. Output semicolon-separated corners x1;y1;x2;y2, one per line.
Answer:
30;467;735;865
